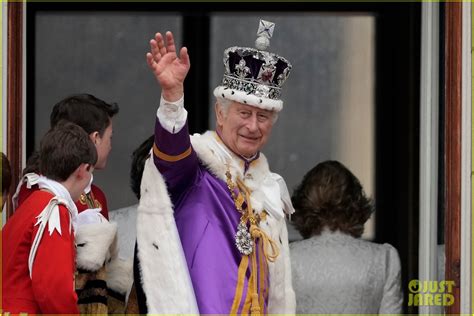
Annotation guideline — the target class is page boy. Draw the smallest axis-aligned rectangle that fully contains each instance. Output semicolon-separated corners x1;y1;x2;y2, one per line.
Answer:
2;121;97;313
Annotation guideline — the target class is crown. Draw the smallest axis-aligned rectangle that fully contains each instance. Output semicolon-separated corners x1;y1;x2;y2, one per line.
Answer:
213;20;292;112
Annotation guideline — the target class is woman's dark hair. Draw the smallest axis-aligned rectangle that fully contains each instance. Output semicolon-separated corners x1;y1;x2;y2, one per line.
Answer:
130;135;154;199
40;121;97;182
2;152;12;195
291;160;374;239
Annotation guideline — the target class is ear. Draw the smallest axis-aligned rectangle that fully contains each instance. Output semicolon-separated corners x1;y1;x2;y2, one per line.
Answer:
89;131;100;145
74;163;91;180
215;102;224;128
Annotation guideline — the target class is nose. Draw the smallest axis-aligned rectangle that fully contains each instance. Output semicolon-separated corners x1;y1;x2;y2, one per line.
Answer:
246;114;259;132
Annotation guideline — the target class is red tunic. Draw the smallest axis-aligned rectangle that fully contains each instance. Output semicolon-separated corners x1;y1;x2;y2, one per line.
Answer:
2;190;79;314
16;182;109;219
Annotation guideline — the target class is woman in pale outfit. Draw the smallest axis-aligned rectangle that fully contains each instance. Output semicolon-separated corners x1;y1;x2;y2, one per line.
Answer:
290;160;403;314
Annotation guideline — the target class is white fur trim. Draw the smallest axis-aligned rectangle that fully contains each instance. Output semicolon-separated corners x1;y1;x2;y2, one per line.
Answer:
213;86;283;112
75;221;117;271
136;157;199;314
191;131;285;218
106;258;133;295
264;215;296;314
273;173;296;215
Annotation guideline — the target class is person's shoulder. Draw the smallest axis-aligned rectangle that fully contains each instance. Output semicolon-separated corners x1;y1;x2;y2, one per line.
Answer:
89;183;109;217
306;231;384;256
13;190;61;225
364;240;400;255
90;184;106;197
289;237;318;254
17;181;39;205
356;239;401;265
7;190;53;227
290;237;309;247
352;237;394;251
90;183;108;205
22;190;54;206
379;242;399;252
56;202;73;216
380;242;401;262
28;192;72;216
19;180;39;192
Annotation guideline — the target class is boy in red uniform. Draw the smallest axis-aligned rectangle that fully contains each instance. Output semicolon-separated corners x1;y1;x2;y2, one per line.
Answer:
10;95;130;313
11;95;130;314
2;122;97;314
13;93;119;219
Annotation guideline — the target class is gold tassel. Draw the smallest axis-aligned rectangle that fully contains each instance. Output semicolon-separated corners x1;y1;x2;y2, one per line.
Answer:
228;172;281;315
249;241;261;315
250;292;261;315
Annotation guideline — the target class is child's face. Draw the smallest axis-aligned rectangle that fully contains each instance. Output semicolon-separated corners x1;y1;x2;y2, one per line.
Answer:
71;165;95;201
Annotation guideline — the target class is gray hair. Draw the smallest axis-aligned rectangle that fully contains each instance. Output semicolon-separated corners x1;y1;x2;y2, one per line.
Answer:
215;96;232;117
215;96;279;123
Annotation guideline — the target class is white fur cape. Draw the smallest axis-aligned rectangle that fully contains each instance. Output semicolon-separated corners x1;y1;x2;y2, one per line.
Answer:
136;131;295;314
75;221;133;296
136;156;199;314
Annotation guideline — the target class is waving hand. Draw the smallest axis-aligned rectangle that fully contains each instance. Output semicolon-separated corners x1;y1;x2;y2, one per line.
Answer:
146;31;190;102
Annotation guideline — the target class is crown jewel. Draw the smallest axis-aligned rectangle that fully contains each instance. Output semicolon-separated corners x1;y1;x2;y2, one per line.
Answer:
255;19;274;50
215;20;292;111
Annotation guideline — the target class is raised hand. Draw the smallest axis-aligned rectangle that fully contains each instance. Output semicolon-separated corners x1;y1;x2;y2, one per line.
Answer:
146;31;190;102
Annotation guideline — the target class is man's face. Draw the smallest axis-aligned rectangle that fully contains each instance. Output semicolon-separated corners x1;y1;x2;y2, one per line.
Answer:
216;101;275;158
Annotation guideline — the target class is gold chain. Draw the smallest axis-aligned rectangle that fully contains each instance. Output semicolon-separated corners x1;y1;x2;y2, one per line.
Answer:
225;169;259;225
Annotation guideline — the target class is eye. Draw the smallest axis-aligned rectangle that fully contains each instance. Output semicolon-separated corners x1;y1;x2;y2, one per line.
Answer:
239;111;251;118
257;113;270;122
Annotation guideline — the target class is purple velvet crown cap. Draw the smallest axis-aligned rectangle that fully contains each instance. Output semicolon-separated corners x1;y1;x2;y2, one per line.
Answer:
213;20;292;112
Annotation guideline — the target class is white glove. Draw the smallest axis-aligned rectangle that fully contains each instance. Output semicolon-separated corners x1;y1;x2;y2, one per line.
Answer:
76;208;106;226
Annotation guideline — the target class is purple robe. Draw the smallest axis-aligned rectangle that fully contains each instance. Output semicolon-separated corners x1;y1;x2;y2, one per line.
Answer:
153;118;268;314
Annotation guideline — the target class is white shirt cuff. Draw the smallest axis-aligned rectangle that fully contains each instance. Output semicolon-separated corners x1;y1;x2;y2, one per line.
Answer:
156;94;188;134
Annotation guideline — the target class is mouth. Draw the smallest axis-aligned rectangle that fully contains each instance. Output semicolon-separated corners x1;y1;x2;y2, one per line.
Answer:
239;135;260;142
